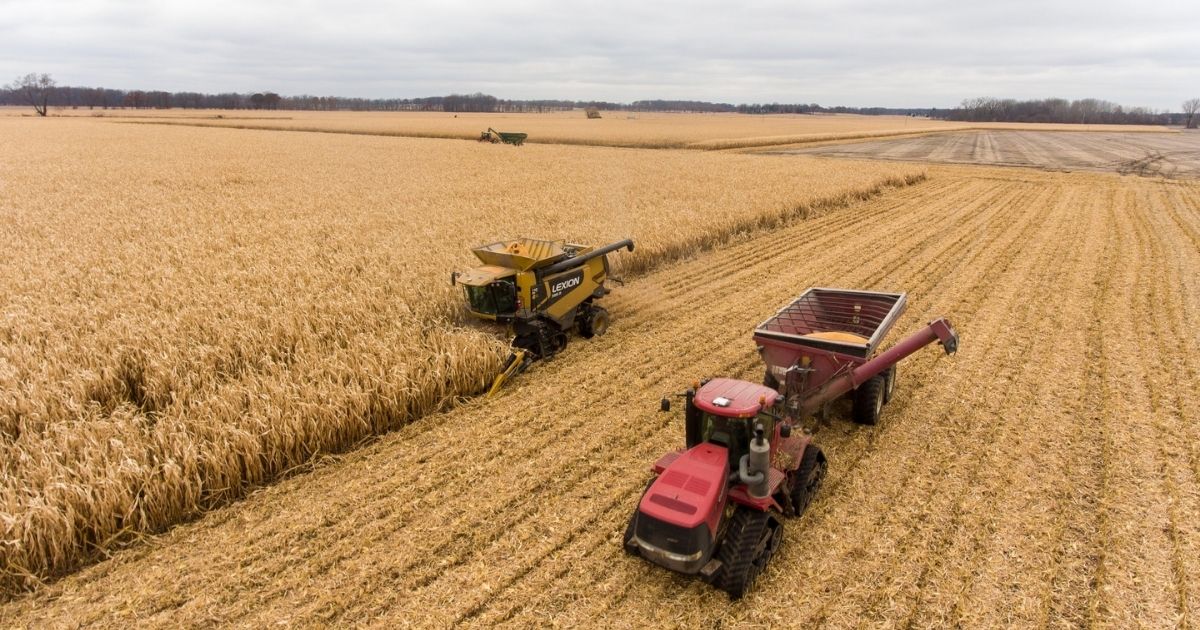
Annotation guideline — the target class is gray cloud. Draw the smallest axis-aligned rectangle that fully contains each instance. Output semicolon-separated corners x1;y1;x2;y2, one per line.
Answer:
2;0;1197;108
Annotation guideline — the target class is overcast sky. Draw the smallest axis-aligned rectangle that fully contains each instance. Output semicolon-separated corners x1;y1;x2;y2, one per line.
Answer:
3;0;1198;109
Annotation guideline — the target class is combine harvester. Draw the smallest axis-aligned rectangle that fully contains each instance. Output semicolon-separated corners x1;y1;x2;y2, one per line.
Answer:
624;288;959;598
452;237;634;395
478;128;528;146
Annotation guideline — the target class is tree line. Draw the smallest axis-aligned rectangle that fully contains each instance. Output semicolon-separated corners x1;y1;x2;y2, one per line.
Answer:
0;81;942;117
0;81;622;113
948;97;1180;126
4;74;1196;127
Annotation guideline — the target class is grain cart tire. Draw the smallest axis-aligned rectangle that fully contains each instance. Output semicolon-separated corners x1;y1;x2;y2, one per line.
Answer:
789;445;827;518
580;306;610;339
716;507;780;599
883;365;897;403
852;375;885;425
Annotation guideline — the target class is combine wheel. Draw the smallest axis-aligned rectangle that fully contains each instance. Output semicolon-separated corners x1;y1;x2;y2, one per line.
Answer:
883;365;897;403
579;306;610;339
788;445;826;517
551;331;568;354
513;332;543;359
716;507;781;599
851;375;885;425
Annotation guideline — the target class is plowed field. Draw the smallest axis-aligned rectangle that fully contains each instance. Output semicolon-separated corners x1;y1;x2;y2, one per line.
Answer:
786;129;1200;178
4;166;1197;627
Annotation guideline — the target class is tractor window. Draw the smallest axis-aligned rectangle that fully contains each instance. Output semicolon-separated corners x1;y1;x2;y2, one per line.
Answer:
493;280;517;313
701;413;749;464
465;285;497;314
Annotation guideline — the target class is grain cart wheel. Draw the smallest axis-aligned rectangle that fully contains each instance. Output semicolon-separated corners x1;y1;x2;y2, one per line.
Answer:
716;507;781;599
579;306;610;339
789;445;827;518
851;375;885;425
883;365;897;404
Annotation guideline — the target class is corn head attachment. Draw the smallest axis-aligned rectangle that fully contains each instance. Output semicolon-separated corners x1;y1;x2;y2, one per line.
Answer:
488;349;530;397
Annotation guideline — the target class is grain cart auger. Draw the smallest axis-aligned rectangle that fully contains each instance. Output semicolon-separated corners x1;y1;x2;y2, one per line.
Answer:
623;287;959;598
451;237;634;396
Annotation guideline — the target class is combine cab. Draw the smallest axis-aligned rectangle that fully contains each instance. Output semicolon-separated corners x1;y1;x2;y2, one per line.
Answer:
625;287;959;598
453;237;634;394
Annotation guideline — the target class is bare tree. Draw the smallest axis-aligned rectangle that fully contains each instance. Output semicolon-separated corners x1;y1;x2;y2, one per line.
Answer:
1184;98;1200;129
6;73;56;116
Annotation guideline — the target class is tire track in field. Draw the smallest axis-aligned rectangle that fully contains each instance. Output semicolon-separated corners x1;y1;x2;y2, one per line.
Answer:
898;185;1106;625
1131;184;1200;623
1086;186;1182;625
805;181;1083;626
1033;191;1115;626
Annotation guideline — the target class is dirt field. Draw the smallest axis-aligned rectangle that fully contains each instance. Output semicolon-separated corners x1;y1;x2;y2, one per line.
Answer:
4;166;1197;627
781;129;1200;178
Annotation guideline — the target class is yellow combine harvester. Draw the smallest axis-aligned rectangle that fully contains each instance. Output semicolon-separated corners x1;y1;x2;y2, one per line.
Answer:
452;237;634;395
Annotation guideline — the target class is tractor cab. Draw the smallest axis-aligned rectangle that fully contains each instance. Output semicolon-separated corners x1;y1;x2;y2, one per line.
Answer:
627;378;789;578
687;378;783;466
454;266;519;320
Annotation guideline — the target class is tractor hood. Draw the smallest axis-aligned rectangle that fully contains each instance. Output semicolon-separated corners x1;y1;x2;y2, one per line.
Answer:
632;443;729;574
640;443;728;531
456;265;516;287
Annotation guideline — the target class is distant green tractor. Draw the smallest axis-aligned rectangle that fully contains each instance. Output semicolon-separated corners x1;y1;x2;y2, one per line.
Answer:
478;128;528;146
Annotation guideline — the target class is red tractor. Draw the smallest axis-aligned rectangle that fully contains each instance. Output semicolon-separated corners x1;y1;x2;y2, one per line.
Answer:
623;288;959;597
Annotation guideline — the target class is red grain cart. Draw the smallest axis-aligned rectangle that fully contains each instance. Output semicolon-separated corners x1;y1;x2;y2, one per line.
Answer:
624;288;959;597
754;287;958;425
